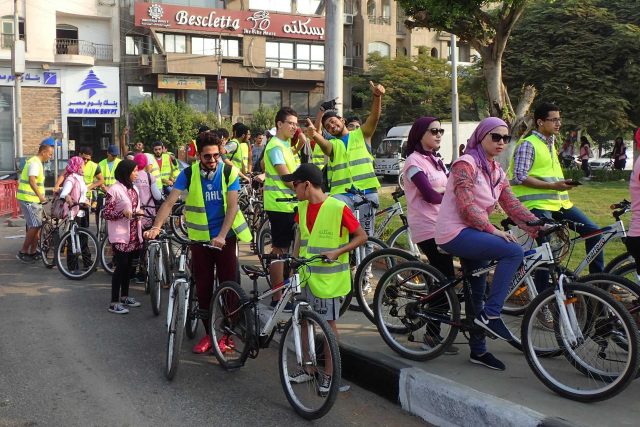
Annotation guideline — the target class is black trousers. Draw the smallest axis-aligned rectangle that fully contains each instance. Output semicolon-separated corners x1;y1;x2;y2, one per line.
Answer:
111;248;139;303
625;236;640;275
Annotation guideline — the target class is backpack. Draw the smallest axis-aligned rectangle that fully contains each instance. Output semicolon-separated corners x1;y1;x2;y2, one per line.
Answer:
50;195;66;220
183;164;233;191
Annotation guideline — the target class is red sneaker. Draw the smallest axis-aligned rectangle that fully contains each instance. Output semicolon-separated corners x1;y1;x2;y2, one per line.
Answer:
192;335;212;354
225;336;235;352
216;337;228;353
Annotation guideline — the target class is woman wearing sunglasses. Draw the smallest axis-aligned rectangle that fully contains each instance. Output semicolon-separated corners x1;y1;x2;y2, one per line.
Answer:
435;117;541;371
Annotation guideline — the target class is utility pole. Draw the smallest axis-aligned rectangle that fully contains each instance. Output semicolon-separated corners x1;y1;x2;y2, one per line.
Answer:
12;0;24;160
325;0;343;116
451;34;460;160
216;33;222;125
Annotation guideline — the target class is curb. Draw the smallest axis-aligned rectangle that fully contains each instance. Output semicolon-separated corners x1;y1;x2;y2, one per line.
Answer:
339;343;580;427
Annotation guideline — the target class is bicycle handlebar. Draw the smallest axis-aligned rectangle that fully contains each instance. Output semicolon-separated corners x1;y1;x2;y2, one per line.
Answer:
275;197;298;202
346;188;380;209
610;199;630;221
262;253;332;266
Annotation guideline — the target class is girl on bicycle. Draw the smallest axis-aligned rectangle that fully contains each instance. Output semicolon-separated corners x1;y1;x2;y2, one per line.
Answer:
59;156;88;221
402;116;458;355
103;159;144;314
435;117;540;370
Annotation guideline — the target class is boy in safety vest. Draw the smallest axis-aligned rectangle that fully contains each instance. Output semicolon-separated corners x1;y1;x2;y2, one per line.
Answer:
151;141;177;192
285;163;367;392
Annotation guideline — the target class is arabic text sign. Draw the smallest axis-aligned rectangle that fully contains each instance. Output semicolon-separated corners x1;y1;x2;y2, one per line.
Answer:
158;74;206;90
135;3;325;41
0;69;61;87
61;66;120;117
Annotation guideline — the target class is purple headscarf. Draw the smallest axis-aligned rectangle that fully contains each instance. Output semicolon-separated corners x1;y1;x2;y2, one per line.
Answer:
406;116;445;171
65;156;84;177
464;117;509;196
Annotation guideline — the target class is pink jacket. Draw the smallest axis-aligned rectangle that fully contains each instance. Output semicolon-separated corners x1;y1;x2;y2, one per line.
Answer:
62;174;86;219
106;182;143;244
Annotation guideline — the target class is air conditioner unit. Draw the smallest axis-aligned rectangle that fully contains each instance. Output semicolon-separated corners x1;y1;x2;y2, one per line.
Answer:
269;67;284;79
343;57;353;67
343;14;354;25
139;55;150;66
232;116;245;124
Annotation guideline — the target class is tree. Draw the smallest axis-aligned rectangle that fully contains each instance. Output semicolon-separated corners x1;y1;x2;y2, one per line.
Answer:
130;99;198;150
249;104;279;137
397;0;536;139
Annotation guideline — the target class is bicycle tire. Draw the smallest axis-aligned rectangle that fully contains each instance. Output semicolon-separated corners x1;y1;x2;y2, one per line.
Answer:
385;224;418;255
166;282;187;380
38;221;58;269
55;228;99;280
256;220;271;256
397;173;405;191
604;252;634;275
353;247;417;324
209;281;253;370
147;245;162;316
186;279;199;339
610;262;639;285
99;237;115;275
522;283;639;402
374;261;460;360
170;204;189;244
279;308;341;420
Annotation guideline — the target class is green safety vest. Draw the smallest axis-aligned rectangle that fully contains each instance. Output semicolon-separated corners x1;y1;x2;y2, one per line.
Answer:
98;157;121;190
328;128;380;195
229;141;250;172
264;137;297;213
83;160;98;199
508;134;573;211
151;153;172;190
311;142;327;167
298;197;350;298
16;156;44;203
184;162;251;242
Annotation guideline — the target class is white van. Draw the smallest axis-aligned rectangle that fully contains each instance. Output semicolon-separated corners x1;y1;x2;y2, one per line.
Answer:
374;121;480;178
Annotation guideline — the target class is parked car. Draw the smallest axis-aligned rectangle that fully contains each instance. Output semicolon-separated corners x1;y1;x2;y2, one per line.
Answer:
588;152;613;171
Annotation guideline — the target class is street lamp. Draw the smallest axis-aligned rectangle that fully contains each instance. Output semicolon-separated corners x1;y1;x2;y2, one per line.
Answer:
216;26;236;124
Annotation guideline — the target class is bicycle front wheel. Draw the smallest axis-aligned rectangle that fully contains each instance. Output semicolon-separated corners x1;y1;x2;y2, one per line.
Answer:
38;221;58;268
522;283;639;402
147;245;162;316
209;281;253;370
279;308;341;420
604;252;634;275
99;238;115;275
166;283;187;380
185;279;199;339
55;228;99;280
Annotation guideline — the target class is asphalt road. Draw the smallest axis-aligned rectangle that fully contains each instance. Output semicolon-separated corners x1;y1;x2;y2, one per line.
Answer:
0;224;425;427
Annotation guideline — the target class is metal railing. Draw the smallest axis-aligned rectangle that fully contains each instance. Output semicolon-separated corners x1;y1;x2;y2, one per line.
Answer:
55;38;113;61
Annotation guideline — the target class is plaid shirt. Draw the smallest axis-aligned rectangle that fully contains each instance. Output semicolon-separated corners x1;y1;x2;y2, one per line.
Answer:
511;131;556;184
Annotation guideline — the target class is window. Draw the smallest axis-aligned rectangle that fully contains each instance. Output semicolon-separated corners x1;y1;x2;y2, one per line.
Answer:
382;0;391;19
0;87;13;171
240;90;281;114
355;43;362;57
368;41;390;57
191;37;240;57
290;92;309;116
126;35;152;55
186;89;231;116
1;17;25;49
297;0;324;15
159;33;186;53
56;24;79;54
344;0;358;15
447;41;471;63
249;0;290;13
128;86;152;106
431;47;438;58
267;41;324;70
367;0;376;18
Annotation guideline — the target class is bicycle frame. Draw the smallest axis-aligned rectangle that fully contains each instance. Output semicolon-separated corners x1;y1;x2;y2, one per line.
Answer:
568;220;626;275
373;201;405;239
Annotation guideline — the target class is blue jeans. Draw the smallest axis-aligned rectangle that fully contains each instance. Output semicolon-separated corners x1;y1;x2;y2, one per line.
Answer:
440;228;524;354
531;206;604;292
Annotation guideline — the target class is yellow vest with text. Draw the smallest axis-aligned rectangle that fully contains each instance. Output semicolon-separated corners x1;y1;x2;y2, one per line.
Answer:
16;156;44;203
83;160;98;199
98;157;121;190
299;197;350;298
184;162;251;242
264;137;297;213
508;134;573;211
328;127;380;195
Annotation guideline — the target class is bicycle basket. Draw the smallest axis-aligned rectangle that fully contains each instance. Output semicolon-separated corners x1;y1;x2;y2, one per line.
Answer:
548;227;570;263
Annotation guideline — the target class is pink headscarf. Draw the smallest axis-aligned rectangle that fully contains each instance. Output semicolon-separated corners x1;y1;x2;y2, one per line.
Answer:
464;117;509;196
133;153;148;171
65;156;84;177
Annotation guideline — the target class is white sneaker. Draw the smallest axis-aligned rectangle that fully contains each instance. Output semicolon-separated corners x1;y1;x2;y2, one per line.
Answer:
121;297;141;307
289;369;314;384
108;303;129;314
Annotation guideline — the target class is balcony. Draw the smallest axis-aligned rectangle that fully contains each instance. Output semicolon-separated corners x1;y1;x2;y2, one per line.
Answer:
396;22;406;36
54;38;113;65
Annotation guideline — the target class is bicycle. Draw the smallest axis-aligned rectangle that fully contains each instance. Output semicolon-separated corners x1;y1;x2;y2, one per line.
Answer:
209;253;341;420
146;228;176;316
38;201;67;269
375;189;420;257
54;203;99;280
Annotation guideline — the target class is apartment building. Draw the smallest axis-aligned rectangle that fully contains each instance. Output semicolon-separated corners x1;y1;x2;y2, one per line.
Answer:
122;0;327;128
0;0;120;171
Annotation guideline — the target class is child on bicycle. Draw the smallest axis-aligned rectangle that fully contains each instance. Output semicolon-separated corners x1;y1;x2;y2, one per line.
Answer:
285;163;367;391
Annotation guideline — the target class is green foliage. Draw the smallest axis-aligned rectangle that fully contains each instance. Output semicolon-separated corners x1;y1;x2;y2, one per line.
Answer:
503;0;640;136
249;104;279;136
590;169;632;182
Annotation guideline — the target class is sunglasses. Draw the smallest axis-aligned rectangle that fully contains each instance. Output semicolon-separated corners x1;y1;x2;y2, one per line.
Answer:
202;153;221;161
292;180;308;188
490;133;512;143
428;128;445;136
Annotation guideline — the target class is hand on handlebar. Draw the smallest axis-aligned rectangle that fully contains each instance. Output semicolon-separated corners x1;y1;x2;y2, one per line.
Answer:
143;227;160;240
210;235;226;250
320;250;341;262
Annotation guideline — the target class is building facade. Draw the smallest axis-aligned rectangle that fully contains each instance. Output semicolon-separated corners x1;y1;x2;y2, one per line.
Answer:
0;0;120;172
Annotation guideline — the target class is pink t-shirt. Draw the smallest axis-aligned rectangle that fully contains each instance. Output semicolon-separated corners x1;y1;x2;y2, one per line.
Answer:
402;152;449;242
435;155;503;245
628;157;640;236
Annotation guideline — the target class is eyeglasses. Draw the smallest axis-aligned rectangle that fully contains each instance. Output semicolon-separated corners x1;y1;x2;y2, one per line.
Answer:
544;118;562;124
490;133;512;144
428;128;445;136
284;120;298;128
347;123;360;130
202;153;221;161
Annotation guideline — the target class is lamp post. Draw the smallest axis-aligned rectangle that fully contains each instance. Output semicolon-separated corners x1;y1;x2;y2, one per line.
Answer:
216;26;235;125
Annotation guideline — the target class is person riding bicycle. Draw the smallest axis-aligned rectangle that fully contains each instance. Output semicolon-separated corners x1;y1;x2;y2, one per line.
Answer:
144;132;251;354
285;163;367;391
435;117;541;371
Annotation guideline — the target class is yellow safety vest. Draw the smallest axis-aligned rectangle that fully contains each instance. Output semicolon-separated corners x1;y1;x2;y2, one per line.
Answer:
328;128;380;195
16;156;44;203
98;158;121;190
184;162;251;242
311;142;327;167
508;134;573;211
264;137;297;213
83;160;98;199
152;153;172;189
298;197;350;298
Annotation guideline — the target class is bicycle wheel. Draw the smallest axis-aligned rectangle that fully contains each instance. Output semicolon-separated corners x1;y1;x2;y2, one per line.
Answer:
398;172;405;191
353;247;416;324
147;245;162;316
279;308;341;420
604;252;634;275
38;221;58;269
99;238;115;275
256;220;272;256
522;284;638;402
386;225;418;255
55;228;99;280
209;281;253;370
186;279;199;339
610;262;638;285
166;282;187;380
374;261;460;360
170;204;189;244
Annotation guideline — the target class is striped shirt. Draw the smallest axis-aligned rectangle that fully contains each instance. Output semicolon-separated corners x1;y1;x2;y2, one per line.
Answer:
511;131;556;184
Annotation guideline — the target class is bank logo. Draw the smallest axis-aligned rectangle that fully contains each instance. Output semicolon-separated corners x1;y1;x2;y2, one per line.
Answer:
148;4;164;20
78;69;107;98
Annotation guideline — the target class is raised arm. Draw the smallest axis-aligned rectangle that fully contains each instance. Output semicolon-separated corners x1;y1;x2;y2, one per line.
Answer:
304;118;333;157
361;81;385;141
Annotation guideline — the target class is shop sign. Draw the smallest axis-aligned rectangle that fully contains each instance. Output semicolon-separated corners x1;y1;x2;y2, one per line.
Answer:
135;3;325;41
61;66;120;117
0;68;61;87
158;74;206;90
